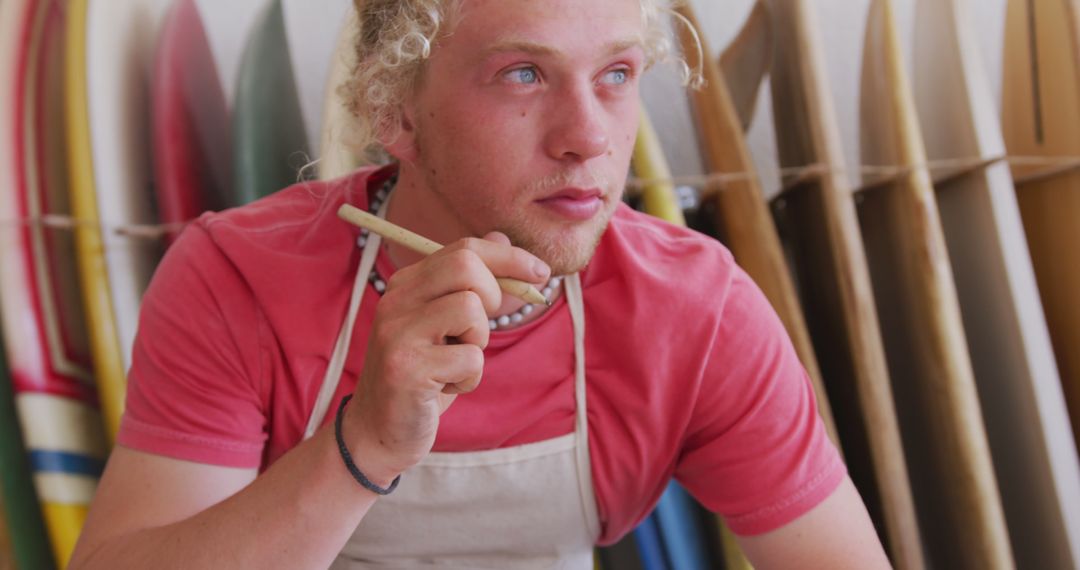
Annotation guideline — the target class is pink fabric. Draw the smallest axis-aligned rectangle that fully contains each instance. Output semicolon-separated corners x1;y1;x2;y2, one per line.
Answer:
119;166;845;542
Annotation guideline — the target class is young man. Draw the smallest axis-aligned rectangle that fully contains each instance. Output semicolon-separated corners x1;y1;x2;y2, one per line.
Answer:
71;0;890;568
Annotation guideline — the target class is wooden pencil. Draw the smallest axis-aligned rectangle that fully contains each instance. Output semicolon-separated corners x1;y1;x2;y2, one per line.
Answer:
338;204;549;306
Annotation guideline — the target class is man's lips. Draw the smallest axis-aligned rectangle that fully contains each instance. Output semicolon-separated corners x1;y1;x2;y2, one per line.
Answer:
535;188;603;220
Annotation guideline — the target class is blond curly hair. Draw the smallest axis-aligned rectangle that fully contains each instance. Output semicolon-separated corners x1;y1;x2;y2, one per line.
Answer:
342;0;683;159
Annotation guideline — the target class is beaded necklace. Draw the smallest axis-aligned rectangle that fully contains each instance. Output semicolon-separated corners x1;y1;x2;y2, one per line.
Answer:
357;176;561;331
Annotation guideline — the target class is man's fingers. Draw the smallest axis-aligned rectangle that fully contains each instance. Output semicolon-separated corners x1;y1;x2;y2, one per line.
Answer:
442;237;550;289
412;290;491;349
423;343;485;395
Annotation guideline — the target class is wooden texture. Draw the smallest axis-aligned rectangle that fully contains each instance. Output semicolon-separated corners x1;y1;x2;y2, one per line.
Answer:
857;1;988;568
998;0;1080;566
1002;0;1080;458
337;204;547;306
914;0;1079;567
718;0;772;132
673;3;839;446
762;1;919;564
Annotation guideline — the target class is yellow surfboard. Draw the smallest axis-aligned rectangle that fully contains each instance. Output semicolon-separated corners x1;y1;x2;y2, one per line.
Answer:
65;0;127;444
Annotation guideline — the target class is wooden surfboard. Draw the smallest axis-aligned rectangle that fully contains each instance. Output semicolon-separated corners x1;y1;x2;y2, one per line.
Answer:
672;3;839;448
855;1;996;568
913;0;1080;567
1002;0;1080;467
0;329;55;570
318;12;367;181
0;0;109;565
759;0;926;566
986;0;1080;567
233;0;311;202
152;0;234;244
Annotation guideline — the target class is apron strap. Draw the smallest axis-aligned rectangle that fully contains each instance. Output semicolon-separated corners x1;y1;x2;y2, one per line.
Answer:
303;200;388;439
565;273;600;538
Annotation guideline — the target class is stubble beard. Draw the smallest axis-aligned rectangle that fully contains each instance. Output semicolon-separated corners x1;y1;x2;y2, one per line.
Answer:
496;204;615;276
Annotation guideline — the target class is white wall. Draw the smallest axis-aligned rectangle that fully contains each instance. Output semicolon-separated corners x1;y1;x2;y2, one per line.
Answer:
193;0;1010;188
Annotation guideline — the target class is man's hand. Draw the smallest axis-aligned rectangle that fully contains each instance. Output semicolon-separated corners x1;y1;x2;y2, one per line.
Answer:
342;232;551;484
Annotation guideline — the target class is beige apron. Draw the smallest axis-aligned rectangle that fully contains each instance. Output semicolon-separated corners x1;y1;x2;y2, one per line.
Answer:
303;202;600;569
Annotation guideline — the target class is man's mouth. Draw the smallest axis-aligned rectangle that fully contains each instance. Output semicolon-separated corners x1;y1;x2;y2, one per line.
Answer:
535;188;603;220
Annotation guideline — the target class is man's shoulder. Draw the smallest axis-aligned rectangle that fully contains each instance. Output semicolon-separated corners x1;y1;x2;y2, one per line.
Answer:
197;168;378;241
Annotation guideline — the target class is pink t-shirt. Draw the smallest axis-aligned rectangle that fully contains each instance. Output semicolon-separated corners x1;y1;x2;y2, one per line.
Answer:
118;166;844;543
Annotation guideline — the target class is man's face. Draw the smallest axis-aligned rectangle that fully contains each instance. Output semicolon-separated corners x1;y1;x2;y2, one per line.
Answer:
399;0;644;274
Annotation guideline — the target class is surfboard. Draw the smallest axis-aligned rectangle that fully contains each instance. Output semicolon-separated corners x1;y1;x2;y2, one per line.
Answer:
854;1;998;568
233;0;311;202
633;109;686;226
632;514;669;570
1002;0;1080;463
0;330;55;570
65;0;165;444
71;0;171;439
672;3;839;447
0;0;110;565
652;482;712;570
318;11;367;181
912;0;1080;567
760;0;927;566
152;0;234;244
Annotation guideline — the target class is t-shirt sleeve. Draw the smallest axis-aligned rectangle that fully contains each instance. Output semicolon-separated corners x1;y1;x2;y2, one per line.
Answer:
674;264;846;536
117;220;268;468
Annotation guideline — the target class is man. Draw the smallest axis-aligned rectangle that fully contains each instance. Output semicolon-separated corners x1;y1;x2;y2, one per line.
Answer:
71;0;890;568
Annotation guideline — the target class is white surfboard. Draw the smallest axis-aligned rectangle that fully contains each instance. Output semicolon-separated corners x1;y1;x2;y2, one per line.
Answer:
85;0;171;373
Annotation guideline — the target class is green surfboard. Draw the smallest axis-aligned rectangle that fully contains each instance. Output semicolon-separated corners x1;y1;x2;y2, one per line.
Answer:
233;0;311;203
0;331;56;570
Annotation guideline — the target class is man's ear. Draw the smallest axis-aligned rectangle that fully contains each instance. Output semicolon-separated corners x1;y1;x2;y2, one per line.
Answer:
382;102;420;162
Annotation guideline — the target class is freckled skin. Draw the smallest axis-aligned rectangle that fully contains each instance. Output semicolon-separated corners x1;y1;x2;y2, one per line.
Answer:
382;0;645;278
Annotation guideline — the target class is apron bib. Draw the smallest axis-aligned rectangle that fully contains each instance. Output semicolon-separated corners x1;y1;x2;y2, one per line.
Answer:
304;198;600;569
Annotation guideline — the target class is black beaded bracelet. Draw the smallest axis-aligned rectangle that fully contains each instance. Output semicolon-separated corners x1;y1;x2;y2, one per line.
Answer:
334;394;401;495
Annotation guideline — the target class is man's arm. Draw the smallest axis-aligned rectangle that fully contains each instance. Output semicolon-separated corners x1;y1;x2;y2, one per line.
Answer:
70;423;388;570
72;234;551;569
737;475;892;569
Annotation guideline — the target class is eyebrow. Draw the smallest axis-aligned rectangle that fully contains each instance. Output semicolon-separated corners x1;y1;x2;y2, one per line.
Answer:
481;37;643;59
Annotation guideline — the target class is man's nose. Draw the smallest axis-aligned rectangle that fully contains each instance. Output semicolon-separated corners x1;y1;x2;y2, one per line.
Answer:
542;82;610;162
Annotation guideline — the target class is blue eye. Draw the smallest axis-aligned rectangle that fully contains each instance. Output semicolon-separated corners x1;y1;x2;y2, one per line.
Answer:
603;68;630;85
507;67;539;84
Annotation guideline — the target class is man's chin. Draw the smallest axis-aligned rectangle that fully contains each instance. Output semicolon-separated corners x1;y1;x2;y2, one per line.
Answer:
513;227;607;276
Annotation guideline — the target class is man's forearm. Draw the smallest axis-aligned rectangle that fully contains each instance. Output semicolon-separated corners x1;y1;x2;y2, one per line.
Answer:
70;425;389;570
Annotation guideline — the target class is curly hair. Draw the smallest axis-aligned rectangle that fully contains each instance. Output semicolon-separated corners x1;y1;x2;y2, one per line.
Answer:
341;0;685;160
